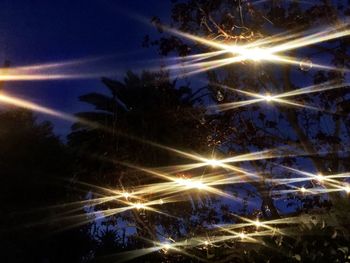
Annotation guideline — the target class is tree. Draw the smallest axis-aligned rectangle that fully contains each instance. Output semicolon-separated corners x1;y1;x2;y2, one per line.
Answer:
0;109;93;263
104;0;350;261
69;70;209;183
23;1;350;261
148;0;350;216
68;70;215;258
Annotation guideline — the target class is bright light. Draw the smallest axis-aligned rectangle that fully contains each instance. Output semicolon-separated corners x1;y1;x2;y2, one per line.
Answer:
343;185;350;194
300;187;306;193
175;178;205;190
133;202;146;210
162;243;171;250
204;241;209;246
205;158;222;167
163;24;350;77
315;173;324;182
254;219;262;228
238;232;246;239
0;93;97;128
232;47;274;62
263;94;273;102
215;82;349;113
122;192;131;199
161;242;174;253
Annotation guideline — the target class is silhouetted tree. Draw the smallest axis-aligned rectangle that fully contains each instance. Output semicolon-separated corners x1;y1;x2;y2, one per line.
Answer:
0;109;93;263
149;0;350;218
68;70;215;258
6;1;350;262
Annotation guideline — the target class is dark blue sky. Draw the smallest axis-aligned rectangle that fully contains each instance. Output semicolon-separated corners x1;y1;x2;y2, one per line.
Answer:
0;0;171;137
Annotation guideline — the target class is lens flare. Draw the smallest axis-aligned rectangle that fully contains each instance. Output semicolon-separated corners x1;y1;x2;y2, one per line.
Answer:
238;232;246;239
122;192;131;199
263;94;274;102
205;158;222;167
213;81;348;113
174;178;205;190
161;24;350;76
133;202;146;210
315;173;324;182
254;219;263;228
343;185;350;194
0;92;101;129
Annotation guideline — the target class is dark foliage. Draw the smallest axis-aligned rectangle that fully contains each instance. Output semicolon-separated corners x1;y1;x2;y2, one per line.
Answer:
0;110;93;263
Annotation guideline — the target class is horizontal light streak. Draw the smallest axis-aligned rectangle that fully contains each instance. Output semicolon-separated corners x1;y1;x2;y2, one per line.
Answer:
215;81;348;112
0;92;102;130
280;165;350;186
0;54;121;81
161;24;350;75
0;73;112;81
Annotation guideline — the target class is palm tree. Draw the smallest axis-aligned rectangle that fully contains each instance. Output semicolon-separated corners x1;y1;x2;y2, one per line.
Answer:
69;70;208;182
68;70;212;250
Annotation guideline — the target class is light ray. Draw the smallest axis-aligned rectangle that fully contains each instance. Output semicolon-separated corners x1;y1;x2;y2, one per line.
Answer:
0;72;115;81
112;214;323;261
116;162;237;200
280;165;350;187
8;55;115;72
269;25;350;53
214;82;349;113
42;197;176;232
0;92;101;128
161;24;350;75
2;91;332;193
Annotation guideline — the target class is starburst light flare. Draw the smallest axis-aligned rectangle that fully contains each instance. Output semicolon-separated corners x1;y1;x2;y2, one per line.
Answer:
160;24;350;76
214;81;349;113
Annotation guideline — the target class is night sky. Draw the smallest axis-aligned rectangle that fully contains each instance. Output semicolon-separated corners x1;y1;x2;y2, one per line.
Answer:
0;0;171;137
